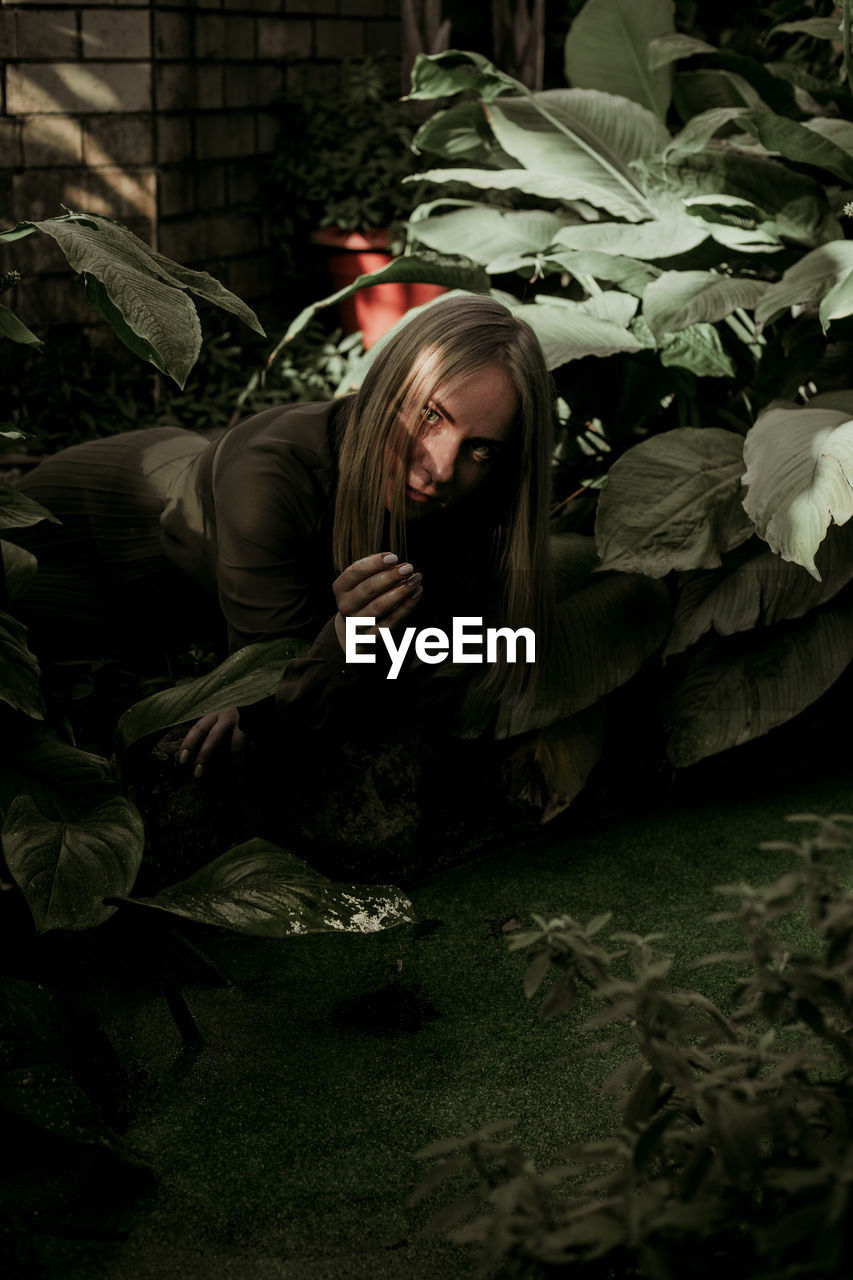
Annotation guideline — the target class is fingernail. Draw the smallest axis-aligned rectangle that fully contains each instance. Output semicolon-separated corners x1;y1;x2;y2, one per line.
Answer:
179;750;189;766
383;553;398;565
397;562;413;575
411;585;423;598
406;572;422;587
194;764;204;779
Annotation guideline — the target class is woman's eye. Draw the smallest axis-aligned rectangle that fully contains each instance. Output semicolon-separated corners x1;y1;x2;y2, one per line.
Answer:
471;442;495;463
422;406;441;425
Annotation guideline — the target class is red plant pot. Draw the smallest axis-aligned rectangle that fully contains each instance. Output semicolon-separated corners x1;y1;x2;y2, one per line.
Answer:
310;227;446;349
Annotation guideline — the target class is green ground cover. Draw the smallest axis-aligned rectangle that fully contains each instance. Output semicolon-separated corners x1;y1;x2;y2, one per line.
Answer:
26;755;853;1280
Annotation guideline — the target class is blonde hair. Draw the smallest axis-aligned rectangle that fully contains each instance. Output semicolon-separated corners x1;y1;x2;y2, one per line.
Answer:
333;293;554;703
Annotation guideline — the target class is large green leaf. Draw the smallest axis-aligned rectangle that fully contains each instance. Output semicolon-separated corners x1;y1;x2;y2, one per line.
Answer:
0;610;44;719
486;91;665;220
638;151;840;249
658;322;736;378
457;571;670;738
3;793;144;933
0;479;59;531
742;406;853;580
0;303;42;347
737;111;853;184
511;298;646;368
642;270;766;338
118;837;414;937
407;50;515;103
769;18;842;41
596;428;753;576
550;217;708;260
667;521;853;655
116;636;309;757
407;207;570;270
564;0;675;119
543;249;661;297
531;708;606;823
413;101;502;163
279;254;490;348
0;539;37;601
755;242;853;328
0;721;117;823
665;596;853;766
647;33;717;71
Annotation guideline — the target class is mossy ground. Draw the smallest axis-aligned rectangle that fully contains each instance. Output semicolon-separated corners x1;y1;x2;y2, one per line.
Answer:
19;748;853;1279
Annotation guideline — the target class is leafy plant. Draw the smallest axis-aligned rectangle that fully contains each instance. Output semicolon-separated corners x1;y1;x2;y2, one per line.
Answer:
413;812;853;1278
276;0;853;805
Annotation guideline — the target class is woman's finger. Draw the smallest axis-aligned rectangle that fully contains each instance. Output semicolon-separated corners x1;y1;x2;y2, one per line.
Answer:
179;712;220;764
333;551;400;600
337;563;418;618
194;712;237;773
375;582;423;631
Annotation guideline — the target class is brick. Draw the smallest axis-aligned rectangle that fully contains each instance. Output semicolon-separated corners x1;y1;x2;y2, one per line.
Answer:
0;118;22;167
65;164;157;220
83;114;154;166
254;109;279;153
158;167;195;217
21;115;84;166
225;250;274;303
7;62;151;114
285;0;335;13
0;10;17;58
155;63;197;111
82;9;150;60
256;16;311;59
340;0;387;15
158;217;200;265
284;60;343;98
12;167;87;221
195;13;255;60
248;61;283;107
198;62;224;109
314;19;365;58
16;11;79;59
195;110;254;159
223;64;252;109
16;274;97;330
225;158;261;207
195;162;226;208
154;10;191;60
364;18;400;55
156;114;192;164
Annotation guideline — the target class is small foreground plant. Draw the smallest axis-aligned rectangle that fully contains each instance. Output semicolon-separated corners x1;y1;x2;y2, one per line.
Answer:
413;813;853;1278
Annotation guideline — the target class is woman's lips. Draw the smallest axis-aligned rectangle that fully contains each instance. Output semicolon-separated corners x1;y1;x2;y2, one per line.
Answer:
406;485;433;504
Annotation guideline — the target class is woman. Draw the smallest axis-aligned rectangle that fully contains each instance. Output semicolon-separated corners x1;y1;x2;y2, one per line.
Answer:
14;295;555;768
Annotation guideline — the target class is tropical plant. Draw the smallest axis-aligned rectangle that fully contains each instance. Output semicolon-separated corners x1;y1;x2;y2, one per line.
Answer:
276;0;853;806
413;811;853;1278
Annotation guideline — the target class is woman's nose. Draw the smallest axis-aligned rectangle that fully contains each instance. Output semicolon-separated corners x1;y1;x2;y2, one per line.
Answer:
420;434;458;485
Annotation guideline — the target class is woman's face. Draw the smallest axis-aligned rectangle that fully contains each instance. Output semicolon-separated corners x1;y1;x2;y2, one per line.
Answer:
385;361;519;518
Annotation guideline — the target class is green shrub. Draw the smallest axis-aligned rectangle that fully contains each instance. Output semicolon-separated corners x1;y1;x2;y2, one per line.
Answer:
414;812;853;1278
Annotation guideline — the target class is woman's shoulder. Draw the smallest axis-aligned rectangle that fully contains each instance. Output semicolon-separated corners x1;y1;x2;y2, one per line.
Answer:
217;398;351;476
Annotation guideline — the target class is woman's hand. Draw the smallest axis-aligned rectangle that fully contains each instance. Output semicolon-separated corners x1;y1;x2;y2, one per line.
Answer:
333;551;423;650
179;707;247;778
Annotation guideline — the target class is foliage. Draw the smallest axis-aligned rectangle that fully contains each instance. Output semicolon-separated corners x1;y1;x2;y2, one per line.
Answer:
279;0;853;788
414;812;853;1278
0;211;264;388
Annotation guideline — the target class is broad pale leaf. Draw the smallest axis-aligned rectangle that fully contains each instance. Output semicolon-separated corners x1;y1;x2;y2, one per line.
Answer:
659;322;736;378
742;406;853;579
596;428;753;576
485;91;665;221
3;794;144;932
279;255;490;347
456;573;670;738
769;19;842;41
0;304;42;347
667;521;853;655
647;33;717;71
0;721;116;823
580;290;638;327
512;298;646;367
0;610;44;719
407;208;569;268
116;635;309;757
0;480;59;530
756;242;853;327
818;272;853;330
551;217;708;260
532;708;606;823
413;101;499;162
119;837;414;937
543;249;661;296
1;538;37;600
407;50;515;103
736;111;853;183
33;217;202;387
667;107;751;157
643;271;767;337
564;0;675;118
802;117;853;159
665;597;853;766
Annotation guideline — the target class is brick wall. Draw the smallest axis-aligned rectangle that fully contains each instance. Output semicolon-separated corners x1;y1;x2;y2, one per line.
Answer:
0;0;401;332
